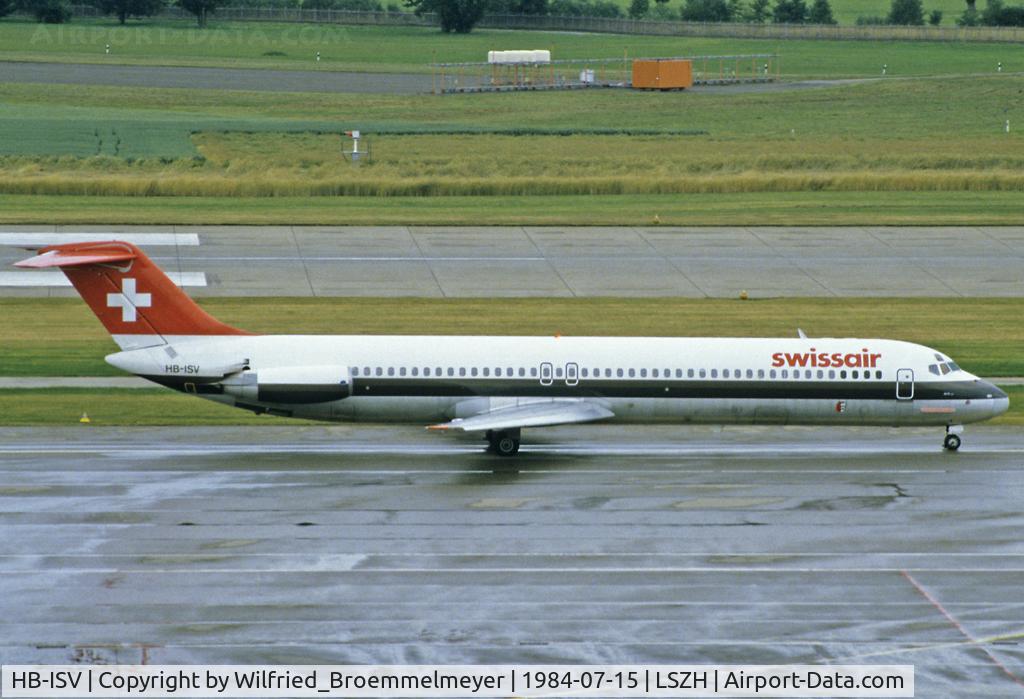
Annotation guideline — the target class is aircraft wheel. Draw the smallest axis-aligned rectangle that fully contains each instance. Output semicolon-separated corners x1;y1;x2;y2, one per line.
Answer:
486;430;521;456
943;433;961;451
495;435;520;456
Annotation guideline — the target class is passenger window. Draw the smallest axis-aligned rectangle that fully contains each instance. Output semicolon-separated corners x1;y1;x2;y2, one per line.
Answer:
829;370;836;379
581;368;588;378
688;369;695;378
723;369;730;379
641;369;648;378
781;369;788;379
628;368;636;378
531;368;538;377
617;369;624;377
459;368;466;377
411;367;418;377
711;369;718;378
555;367;564;378
677;369;684;378
375;367;383;376
769;369;776;379
364;366;370;375
875;370;882;379
519;368;526;377
387;367;395;377
850;370;856;379
482;368;490;377
817;370;824;379
471;368;478;377
699;369;706;378
651;369;658;378
746;369;753;379
399;367;406;377
806;370;813;379
435;367;442;376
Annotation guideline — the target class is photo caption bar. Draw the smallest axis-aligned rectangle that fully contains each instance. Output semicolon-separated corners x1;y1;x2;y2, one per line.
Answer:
2;664;913;697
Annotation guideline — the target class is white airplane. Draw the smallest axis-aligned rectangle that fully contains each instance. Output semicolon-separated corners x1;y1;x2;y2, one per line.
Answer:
15;240;1009;455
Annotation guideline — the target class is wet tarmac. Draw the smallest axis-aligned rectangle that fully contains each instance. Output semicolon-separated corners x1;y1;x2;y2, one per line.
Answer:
1;425;1022;695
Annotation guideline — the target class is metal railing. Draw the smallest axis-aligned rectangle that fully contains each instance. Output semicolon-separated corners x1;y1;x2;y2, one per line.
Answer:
60;6;1024;43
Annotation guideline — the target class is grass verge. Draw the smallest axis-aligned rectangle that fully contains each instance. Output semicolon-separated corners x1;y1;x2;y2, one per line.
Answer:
2;20;1020;76
3;297;1022;377
0;386;1018;426
0;191;1022;226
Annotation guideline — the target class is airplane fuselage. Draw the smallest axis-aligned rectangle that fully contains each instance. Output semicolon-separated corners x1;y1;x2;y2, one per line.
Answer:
108;334;1009;427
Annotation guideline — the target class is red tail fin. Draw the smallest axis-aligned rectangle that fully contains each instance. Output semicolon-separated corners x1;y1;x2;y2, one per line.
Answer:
16;241;249;349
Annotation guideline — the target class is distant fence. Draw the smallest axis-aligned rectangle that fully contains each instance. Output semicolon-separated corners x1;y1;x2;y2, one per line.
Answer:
63;5;1024;43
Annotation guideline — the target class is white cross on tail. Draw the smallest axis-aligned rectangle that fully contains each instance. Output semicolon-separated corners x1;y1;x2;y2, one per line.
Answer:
106;278;152;322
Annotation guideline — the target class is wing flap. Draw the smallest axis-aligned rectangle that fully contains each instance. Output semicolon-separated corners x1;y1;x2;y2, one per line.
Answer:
429;400;614;432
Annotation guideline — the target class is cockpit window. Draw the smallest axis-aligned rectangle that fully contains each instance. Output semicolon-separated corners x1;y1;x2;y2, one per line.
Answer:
940;364;950;375
948;362;960;372
929;364;940;376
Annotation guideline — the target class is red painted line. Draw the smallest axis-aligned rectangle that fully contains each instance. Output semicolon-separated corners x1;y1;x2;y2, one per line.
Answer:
902;570;1024;688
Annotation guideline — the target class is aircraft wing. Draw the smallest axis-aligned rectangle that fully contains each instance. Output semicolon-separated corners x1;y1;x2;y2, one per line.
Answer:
429;400;614;433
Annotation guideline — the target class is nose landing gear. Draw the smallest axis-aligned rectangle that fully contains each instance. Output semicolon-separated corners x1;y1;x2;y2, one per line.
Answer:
943;425;963;451
485;428;521;456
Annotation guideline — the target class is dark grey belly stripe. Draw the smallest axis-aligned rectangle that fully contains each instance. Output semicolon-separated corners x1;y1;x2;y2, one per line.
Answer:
139;376;997;402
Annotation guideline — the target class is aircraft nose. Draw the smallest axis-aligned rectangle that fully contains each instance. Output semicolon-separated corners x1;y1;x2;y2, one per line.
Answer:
978;380;1009;417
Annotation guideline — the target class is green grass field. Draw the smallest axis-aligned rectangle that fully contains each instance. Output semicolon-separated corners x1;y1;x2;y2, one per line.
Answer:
1;191;1022;225
1;19;1019;75
1;76;1022;209
3;297;1022;377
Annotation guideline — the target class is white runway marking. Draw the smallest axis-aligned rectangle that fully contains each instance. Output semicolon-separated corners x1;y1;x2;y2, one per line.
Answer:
0;233;199;247
0;271;207;287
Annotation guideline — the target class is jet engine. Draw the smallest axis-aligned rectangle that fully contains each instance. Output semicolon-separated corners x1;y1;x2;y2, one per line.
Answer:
222;365;352;404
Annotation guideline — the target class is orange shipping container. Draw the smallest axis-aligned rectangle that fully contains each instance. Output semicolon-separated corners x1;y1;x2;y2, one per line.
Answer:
632;59;693;90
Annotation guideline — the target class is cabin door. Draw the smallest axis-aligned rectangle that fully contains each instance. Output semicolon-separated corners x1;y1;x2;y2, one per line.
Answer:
896;368;914;400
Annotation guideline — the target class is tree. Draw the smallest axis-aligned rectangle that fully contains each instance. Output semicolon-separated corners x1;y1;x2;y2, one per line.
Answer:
90;0;165;23
177;0;217;26
808;0;835;22
928;8;942;22
18;0;72;21
405;0;489;31
628;0;649;17
772;0;807;22
887;0;924;24
681;0;731;21
745;0;770;20
0;0;13;17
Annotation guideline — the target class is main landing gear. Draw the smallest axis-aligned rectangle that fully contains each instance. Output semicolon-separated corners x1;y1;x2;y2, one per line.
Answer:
485;429;521;456
943;425;963;451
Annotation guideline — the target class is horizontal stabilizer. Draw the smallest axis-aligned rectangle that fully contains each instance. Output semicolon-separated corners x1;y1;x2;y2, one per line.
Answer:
15;246;136;269
430;400;614;432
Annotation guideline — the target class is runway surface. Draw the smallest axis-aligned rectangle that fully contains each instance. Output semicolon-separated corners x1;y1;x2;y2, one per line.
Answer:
1;424;1022;695
3;225;1024;298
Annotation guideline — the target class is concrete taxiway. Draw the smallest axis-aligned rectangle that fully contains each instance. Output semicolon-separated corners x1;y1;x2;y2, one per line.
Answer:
3;225;1024;298
1;425;1022;695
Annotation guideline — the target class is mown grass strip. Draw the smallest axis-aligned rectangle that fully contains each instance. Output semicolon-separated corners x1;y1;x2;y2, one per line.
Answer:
1;191;1023;226
3;297;1022;377
0;387;1019;426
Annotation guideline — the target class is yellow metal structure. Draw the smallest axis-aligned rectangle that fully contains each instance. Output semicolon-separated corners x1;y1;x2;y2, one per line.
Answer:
632;59;693;90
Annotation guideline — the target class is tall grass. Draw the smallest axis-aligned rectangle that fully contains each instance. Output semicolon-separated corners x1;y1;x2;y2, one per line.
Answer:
4;132;1024;197
3;171;1024;197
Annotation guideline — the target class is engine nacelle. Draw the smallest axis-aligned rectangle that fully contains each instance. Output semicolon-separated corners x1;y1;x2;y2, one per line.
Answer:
222;365;352;404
